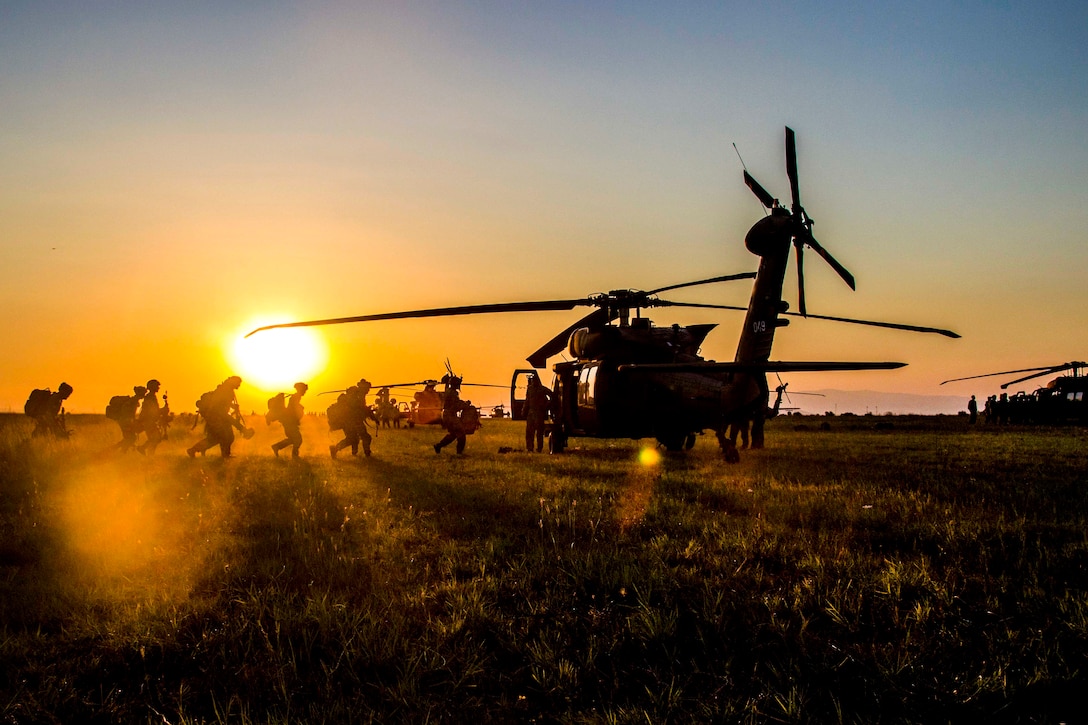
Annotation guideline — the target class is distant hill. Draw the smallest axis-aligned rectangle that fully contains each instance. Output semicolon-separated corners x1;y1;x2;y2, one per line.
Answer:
790;390;968;417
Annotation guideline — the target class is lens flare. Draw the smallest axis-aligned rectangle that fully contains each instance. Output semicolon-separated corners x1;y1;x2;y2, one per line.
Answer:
230;325;328;391
638;446;662;467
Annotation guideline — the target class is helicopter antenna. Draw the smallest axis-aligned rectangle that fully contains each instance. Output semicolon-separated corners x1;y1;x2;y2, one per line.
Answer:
734;142;770;216
732;142;748;172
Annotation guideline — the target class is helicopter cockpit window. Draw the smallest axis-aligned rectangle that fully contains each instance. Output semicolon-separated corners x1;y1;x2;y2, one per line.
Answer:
579;366;597;406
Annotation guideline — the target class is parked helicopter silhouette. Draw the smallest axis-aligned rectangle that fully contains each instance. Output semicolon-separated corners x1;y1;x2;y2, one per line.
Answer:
941;361;1087;424
323;372;506;428
248;127;958;460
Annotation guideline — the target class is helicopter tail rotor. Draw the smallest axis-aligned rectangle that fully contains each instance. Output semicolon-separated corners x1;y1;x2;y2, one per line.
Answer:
743;127;856;317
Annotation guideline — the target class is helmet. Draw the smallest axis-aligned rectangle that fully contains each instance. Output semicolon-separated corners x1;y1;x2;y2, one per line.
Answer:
58;382;73;396
294;382;309;392
134;385;148;396
146;379;161;390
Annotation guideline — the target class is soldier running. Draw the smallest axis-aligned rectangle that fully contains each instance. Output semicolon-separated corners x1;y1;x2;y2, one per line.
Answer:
434;373;480;455
26;382;73;439
109;385;146;452
272;382;308;458
186;376;253;458
330;380;377;458
136;379;164;455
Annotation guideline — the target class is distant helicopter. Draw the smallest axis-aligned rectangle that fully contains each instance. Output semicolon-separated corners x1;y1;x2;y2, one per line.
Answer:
941;361;1087;424
371;368;508;427
249;127;958;460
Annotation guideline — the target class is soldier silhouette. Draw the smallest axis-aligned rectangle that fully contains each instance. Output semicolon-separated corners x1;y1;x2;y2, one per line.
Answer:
26;382;73;439
272;382;308;458
186;376;252;458
137;379;164;455
967;395;978;425
524;373;553;453
434;373;477;454
330;379;377;458
108;385;146;452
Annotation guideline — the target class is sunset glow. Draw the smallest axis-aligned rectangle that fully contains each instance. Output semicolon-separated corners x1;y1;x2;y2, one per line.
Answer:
0;4;1086;414
229;325;328;393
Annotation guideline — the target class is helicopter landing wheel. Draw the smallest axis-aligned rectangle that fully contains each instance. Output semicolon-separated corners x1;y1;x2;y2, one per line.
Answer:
549;431;566;454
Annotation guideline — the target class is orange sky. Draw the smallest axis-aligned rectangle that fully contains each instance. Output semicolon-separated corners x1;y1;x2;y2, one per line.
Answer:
2;4;1086;414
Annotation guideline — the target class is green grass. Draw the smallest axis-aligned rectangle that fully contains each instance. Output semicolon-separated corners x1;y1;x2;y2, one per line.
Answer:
1;413;1086;723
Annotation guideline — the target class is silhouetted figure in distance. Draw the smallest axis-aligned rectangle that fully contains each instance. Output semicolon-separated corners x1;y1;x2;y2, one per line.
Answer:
967;395;978;425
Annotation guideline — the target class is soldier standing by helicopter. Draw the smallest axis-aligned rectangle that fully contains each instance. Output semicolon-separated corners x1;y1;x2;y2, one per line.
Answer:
524;373;552;453
186;376;253;458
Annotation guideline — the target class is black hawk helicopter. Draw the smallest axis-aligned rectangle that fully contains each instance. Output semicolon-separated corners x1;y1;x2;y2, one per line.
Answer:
941;361;1087;424
248;127;958;460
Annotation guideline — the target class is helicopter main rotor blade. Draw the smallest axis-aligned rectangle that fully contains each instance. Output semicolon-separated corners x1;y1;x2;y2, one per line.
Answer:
939;364;1077;385
743;170;777;209
648;271;756;295
785;126;801;212
620;360;907;374
246;298;591;337
997;362;1085;389
661;301;960;338
804;234;856;290
795;242;807;317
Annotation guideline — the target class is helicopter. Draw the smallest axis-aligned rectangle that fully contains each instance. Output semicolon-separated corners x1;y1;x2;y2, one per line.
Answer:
941;361;1087;424
248;127;959;461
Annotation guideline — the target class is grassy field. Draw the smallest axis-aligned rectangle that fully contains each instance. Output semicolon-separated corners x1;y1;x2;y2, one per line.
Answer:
1;412;1086;723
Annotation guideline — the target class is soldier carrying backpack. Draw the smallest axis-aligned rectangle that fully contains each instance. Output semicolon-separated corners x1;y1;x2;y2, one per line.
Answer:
271;382;308;459
25;382;73;439
106;385;147;452
329;379;378;458
186;376;253;458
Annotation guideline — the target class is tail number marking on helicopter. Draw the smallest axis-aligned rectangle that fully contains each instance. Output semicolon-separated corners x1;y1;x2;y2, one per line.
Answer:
752;320;768;334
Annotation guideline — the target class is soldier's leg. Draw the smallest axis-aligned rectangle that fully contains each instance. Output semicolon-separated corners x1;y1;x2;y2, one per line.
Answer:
435;432;456;452
750;417;765;449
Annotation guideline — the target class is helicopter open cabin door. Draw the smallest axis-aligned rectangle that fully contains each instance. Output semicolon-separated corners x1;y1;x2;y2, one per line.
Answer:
509;369;536;421
576;363;600;432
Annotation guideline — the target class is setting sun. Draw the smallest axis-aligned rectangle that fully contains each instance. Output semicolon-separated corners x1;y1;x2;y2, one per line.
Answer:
229;325;328;392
